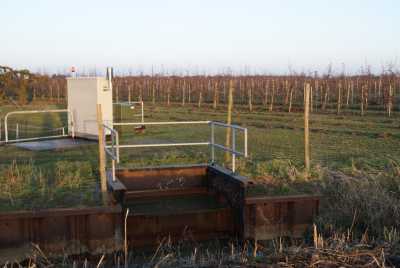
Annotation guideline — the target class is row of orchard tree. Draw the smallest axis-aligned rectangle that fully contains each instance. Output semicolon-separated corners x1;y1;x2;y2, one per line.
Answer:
1;65;399;116
113;72;399;116
0;65;66;105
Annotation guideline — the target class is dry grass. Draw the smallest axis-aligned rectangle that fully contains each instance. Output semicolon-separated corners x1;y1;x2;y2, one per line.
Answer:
317;160;400;239
3;228;399;267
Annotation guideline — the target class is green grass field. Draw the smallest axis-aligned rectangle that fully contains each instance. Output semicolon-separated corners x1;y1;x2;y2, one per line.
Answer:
0;103;399;219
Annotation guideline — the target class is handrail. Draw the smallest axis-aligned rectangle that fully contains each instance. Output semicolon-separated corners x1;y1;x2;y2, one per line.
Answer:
113;121;210;126
103;123;119;182
103;124;119;162
4;109;75;143
113;101;144;123
104;120;248;182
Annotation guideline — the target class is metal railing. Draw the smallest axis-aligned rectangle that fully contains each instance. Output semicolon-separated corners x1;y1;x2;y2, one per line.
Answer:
113;101;144;123
103;121;248;181
4;109;75;143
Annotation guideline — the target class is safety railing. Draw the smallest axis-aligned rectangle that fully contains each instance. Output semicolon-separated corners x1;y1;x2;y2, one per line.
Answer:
103;124;119;182
103;121;248;181
113;101;144;123
4;109;75;143
210;121;248;172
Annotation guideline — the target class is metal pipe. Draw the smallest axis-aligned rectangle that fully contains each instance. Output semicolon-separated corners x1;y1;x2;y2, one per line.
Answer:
115;130;120;162
102;120;248;175
232;128;236;172
244;128;248;157
113;101;143;105
141;101;144;123
117;142;210;148
4;109;72;143
6;135;67;143
211;143;245;156
210;122;215;163
69;110;75;138
4;117;7;143
113;121;210;126
210;121;247;131
112;159;116;182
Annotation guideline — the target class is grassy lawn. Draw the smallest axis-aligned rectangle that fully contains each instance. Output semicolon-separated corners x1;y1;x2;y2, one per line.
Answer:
0;103;399;212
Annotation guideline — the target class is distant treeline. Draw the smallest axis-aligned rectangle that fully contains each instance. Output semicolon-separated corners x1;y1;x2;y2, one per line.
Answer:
1;65;399;116
114;73;400;116
0;65;66;105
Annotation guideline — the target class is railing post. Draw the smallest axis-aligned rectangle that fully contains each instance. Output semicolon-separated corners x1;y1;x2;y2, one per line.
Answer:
232;128;236;172
141;101;144;123
112;159;116;182
16;123;19;140
96;104;108;204
244;128;248;157
4;115;8;143
69;110;75;138
210;122;215;164
116;130;120;162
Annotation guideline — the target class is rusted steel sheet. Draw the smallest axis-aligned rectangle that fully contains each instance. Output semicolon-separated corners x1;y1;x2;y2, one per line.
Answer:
115;164;208;191
207;165;247;208
0;164;320;253
244;195;320;240
207;165;247;236
114;165;239;247
0;206;122;254
126;208;235;247
124;187;209;201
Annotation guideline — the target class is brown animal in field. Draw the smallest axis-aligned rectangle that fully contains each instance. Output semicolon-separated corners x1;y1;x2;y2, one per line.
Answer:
134;125;146;133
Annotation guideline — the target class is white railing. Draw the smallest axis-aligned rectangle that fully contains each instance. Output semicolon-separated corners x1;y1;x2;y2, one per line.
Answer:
113;101;144;123
103;121;248;181
103;124;119;182
4;109;75;143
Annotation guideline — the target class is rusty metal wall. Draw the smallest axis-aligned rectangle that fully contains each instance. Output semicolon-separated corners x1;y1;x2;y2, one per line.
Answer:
0;206;122;254
244;195;320;240
116;165;208;190
126;208;235;248
0;165;320;253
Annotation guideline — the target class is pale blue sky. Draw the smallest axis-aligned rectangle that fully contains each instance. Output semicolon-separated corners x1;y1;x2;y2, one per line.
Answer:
1;0;399;74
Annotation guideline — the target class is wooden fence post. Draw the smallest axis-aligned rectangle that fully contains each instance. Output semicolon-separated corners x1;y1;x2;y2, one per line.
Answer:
97;104;108;205
304;83;311;176
225;79;234;165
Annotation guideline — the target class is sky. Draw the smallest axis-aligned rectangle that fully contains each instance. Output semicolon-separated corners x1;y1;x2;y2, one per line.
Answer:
1;0;399;75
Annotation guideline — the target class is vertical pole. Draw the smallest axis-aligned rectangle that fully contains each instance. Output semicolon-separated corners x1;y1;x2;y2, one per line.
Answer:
361;86;364;116
244;128;248;157
210;122;215;164
388;84;393;117
112;159;116;182
225;79;234;165
97;104;108;204
16;123;19;140
232;128;236;173
5;114;8;143
69;110;75;139
304;83;311;176
141;101;144;123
